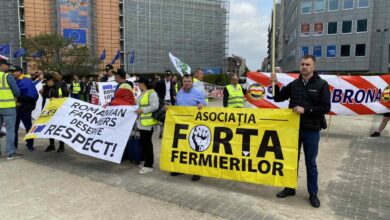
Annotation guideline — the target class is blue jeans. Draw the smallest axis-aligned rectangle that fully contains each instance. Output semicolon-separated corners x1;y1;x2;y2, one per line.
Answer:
299;129;320;194
0;108;17;156
15;108;34;149
71;93;81;100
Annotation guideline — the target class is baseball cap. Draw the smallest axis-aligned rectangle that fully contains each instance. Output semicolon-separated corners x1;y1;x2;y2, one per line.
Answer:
0;59;11;65
115;68;126;78
9;65;22;72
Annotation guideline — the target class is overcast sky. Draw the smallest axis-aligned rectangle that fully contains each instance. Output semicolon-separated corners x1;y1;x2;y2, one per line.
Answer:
229;0;273;71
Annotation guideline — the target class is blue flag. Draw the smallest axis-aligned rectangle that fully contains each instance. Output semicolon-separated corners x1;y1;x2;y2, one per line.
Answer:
13;48;26;58
111;50;121;64
99;49;106;61
129;50;135;64
63;29;87;44
0;44;10;55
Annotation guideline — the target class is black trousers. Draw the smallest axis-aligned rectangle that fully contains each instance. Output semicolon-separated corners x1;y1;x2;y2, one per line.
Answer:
140;129;154;168
14;109;33;148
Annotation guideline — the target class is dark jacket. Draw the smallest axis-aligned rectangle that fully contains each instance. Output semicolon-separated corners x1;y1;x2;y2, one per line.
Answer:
154;79;175;104
273;73;331;131
169;81;181;105
41;82;69;109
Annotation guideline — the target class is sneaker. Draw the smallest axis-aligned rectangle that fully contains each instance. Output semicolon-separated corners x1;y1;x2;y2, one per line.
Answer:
44;145;56;152
276;188;296;198
370;132;380;137
138;161;145;168
138;167;154;174
7;153;23;160
309;194;321;208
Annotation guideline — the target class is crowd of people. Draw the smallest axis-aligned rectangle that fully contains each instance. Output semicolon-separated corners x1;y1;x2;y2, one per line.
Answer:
0;55;388;208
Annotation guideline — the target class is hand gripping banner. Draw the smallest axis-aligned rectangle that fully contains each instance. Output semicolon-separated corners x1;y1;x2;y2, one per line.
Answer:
246;72;390;115
160;106;300;188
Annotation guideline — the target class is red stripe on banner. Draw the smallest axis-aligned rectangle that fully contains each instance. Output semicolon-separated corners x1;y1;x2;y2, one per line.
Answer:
246;96;280;109
247;72;272;87
287;73;299;79
378;75;390;84
340;75;376;90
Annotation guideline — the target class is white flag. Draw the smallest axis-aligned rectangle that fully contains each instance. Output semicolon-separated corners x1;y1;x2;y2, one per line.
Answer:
169;52;191;76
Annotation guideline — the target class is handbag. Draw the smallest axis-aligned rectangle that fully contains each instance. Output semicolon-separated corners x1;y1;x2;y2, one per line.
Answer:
151;98;166;122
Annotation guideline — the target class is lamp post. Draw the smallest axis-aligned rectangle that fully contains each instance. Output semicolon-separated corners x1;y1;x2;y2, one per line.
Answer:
376;28;389;73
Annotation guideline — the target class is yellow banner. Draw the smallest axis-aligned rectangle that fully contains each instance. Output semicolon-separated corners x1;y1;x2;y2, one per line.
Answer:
160;106;299;188
25;98;68;140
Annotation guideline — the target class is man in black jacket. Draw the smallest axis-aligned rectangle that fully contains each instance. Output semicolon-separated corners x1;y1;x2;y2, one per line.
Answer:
271;55;331;208
154;70;173;138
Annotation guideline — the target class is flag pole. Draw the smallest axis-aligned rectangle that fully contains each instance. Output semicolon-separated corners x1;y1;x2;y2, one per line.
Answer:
271;0;277;97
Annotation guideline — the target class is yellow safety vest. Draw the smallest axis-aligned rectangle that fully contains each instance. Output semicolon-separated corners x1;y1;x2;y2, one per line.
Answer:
72;81;81;94
193;78;209;103
139;90;158;127
0;72;16;108
175;83;179;93
226;84;244;108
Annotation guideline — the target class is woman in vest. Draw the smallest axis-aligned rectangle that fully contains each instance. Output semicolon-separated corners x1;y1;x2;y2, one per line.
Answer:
135;77;159;174
39;72;69;153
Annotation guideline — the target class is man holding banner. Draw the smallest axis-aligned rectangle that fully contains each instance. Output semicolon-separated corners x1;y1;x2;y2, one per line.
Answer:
169;74;207;181
271;55;331;208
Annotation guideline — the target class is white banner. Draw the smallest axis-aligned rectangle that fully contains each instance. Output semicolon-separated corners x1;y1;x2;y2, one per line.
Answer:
169;52;191;76
97;78;140;106
25;98;137;163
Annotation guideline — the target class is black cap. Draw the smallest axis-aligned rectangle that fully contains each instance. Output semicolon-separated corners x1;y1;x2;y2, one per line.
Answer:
105;64;114;70
0;59;10;65
135;77;151;86
115;68;126;78
9;65;22;72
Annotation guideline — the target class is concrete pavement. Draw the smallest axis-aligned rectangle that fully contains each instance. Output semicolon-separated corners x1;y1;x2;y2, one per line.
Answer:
0;102;389;219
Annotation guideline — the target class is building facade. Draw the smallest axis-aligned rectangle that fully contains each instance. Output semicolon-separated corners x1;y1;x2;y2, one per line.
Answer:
269;0;390;73
0;0;229;74
123;0;229;74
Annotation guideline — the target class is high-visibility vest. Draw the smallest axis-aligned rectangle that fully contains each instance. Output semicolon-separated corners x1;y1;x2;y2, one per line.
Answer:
175;83;179;93
0;72;16;108
58;87;63;98
193;78;209;103
226;84;244;108
139;90;158;127
72;81;81;94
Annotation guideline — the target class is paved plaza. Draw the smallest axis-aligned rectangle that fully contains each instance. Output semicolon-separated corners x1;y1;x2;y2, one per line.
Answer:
0;104;389;219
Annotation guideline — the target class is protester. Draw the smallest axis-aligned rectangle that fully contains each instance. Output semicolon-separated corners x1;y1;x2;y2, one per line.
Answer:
271;55;331;208
154;70;174;138
10;65;38;152
81;76;88;102
70;75;84;100
193;69;207;102
135;77;159;174
103;64;115;82
170;74;181;105
151;74;161;89
40;72;69;153
0;59;23;160
370;113;390;137
169;74;207;181
32;70;44;85
223;73;246;108
108;69;135;106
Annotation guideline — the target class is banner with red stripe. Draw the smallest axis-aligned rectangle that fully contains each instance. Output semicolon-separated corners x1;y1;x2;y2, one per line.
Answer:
246;72;390;115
